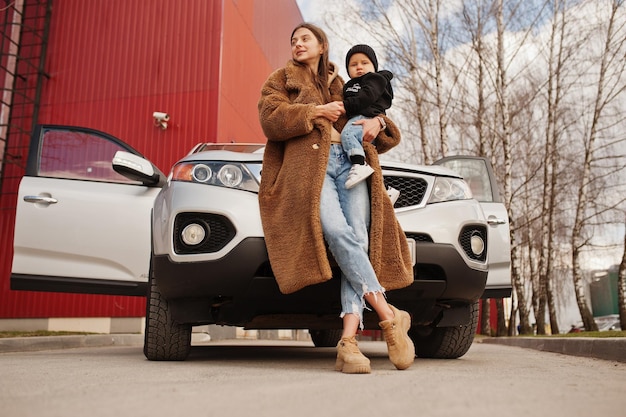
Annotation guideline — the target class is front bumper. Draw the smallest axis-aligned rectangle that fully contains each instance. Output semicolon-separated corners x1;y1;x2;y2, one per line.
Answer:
152;181;489;325
153;236;486;308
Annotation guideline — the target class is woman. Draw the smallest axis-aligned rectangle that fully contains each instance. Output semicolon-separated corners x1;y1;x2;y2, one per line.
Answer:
257;23;414;374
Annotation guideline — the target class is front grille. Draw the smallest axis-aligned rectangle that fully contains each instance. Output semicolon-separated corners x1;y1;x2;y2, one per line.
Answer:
459;225;487;262
384;176;428;208
174;213;236;254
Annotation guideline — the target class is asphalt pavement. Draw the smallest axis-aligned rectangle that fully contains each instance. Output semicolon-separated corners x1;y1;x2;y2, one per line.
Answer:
0;333;624;363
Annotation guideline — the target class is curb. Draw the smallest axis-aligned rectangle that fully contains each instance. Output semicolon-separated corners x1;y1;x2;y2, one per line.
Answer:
0;334;144;353
478;336;626;363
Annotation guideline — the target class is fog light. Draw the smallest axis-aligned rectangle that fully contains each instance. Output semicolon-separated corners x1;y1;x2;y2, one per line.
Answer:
470;234;485;256
181;223;206;246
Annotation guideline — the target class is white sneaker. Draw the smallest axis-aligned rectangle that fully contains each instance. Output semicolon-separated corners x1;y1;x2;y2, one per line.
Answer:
345;163;374;189
387;186;400;205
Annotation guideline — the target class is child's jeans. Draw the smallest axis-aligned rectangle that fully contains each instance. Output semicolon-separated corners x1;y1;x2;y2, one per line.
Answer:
340;115;367;160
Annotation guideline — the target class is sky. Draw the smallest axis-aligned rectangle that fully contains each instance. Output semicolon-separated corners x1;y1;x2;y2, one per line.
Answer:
295;0;380;80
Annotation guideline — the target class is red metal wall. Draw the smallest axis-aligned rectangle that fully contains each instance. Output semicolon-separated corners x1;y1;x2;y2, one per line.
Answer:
0;0;302;318
40;0;223;171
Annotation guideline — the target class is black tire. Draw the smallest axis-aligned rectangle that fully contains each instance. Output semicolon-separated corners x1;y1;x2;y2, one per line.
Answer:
409;301;479;359
143;277;192;361
309;329;342;347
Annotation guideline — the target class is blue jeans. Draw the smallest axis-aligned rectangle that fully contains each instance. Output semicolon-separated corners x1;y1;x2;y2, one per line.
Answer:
340;115;366;160
320;144;385;328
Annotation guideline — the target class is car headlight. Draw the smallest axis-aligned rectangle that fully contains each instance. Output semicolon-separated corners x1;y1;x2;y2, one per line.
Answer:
170;161;259;192
428;177;472;203
217;164;243;187
191;164;212;183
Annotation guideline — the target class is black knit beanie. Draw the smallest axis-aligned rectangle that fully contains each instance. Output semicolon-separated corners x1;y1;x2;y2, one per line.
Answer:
345;44;378;73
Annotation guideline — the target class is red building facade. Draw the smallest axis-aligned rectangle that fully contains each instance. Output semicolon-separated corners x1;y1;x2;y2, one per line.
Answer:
0;0;302;327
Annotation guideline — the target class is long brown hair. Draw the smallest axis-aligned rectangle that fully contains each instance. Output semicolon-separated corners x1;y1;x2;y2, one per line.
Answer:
291;23;331;102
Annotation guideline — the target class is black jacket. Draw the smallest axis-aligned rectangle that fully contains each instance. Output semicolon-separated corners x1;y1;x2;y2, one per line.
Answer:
343;70;393;119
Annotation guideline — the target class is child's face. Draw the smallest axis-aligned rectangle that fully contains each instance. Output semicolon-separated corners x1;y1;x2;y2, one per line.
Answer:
348;53;375;78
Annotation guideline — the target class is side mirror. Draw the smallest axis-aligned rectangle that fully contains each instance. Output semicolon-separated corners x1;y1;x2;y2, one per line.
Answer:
112;151;162;186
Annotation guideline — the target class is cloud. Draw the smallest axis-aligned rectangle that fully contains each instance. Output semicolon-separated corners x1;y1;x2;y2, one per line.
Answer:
295;0;322;23
295;0;394;79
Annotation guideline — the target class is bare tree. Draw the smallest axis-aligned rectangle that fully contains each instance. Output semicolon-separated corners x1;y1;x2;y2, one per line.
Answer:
456;0;544;336
570;0;625;331
617;214;626;330
459;0;504;336
460;0;493;157
536;0;561;335
416;0;449;156
536;0;575;335
495;0;537;334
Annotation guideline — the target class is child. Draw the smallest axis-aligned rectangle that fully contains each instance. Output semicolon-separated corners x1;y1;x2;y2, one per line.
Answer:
342;44;394;189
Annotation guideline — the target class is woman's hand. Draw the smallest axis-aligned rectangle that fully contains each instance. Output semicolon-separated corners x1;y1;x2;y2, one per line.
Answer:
314;101;345;122
352;117;382;143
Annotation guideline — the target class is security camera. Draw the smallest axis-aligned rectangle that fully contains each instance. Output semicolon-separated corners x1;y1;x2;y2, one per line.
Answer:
153;112;169;122
153;111;170;130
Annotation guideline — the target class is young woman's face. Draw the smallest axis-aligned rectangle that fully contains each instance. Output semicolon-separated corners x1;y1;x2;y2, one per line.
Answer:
291;27;324;69
347;53;375;78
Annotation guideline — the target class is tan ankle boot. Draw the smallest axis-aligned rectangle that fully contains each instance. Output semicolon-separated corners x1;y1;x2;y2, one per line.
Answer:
335;336;371;374
379;305;415;370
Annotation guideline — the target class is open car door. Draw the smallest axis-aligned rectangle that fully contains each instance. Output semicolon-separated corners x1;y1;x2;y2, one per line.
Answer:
435;156;512;298
11;125;164;296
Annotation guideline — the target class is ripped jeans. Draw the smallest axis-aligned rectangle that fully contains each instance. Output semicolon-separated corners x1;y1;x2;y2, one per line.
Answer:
320;144;385;328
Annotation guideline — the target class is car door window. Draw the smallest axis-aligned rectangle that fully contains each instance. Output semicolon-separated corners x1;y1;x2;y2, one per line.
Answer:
38;129;138;184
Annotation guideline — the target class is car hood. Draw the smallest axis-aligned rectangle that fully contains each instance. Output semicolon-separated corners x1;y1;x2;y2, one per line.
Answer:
380;159;463;179
181;148;462;179
180;150;264;163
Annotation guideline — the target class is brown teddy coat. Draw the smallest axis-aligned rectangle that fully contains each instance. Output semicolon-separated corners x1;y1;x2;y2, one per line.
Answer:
257;60;414;295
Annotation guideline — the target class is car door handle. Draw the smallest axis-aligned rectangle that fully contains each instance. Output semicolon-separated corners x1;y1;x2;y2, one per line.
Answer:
487;215;506;225
24;195;58;204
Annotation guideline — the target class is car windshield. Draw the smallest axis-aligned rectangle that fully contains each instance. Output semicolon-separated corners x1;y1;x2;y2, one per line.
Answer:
192;143;265;154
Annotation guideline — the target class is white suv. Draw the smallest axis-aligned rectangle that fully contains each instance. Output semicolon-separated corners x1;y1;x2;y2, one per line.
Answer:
11;125;511;361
